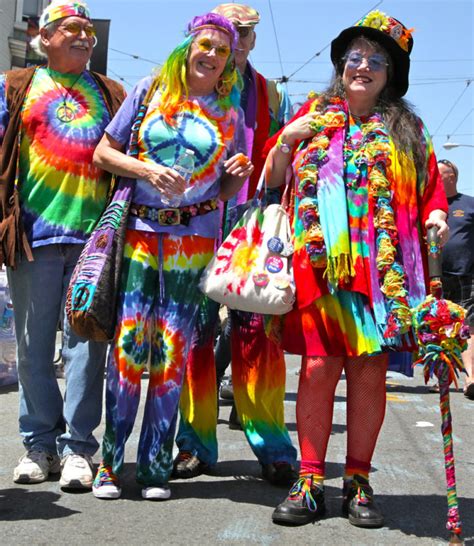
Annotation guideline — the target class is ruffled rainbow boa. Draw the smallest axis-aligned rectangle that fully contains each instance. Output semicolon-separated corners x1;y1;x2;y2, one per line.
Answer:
292;97;419;343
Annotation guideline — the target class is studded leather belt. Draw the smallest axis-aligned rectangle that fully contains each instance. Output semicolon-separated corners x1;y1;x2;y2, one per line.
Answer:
130;198;219;226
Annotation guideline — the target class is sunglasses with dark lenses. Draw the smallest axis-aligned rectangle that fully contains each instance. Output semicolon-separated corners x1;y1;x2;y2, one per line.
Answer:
195;38;230;58
236;26;252;38
345;51;388;72
59;22;96;37
438;159;458;178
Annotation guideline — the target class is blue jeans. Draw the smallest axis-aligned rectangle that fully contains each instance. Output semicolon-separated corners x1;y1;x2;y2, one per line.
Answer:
7;244;107;457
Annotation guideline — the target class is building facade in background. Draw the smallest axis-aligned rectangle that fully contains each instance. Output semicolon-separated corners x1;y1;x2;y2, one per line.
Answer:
0;0;110;73
0;0;49;71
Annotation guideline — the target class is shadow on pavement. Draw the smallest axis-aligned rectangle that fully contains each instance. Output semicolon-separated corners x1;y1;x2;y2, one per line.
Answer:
0;384;19;394
95;469;473;544
380;493;474;543
282;422;347;434
0;488;80;521
386;383;463;395
114;461;345;507
284;392;346;403
209;459;376;481
168;480;341;508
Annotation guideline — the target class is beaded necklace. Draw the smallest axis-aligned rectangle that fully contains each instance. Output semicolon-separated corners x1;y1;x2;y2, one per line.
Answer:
294;98;412;338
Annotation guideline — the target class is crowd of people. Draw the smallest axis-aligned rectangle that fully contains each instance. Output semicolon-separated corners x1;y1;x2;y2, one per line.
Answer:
0;0;471;531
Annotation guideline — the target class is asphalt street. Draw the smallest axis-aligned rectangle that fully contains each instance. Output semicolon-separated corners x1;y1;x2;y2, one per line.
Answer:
0;354;473;545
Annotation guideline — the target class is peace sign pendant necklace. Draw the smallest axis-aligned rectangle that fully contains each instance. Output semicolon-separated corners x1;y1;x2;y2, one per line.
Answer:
47;68;83;123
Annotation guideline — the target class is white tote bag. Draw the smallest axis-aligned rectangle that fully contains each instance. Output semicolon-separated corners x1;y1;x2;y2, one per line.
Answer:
199;175;295;315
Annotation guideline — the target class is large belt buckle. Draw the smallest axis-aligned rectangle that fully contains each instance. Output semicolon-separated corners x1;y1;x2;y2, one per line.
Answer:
158;208;181;226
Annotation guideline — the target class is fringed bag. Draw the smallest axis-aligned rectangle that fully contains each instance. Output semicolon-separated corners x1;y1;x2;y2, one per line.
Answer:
66;78;158;341
65;179;134;341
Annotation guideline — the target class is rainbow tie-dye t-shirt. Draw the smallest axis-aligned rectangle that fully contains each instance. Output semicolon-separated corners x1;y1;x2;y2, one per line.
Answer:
106;76;246;238
17;67;112;247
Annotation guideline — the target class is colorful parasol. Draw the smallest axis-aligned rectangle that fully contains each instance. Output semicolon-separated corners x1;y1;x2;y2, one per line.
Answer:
412;227;470;543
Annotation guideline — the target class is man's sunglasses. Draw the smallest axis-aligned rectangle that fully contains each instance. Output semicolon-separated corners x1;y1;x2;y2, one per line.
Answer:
236;26;253;38
59;22;96;38
438;159;459;179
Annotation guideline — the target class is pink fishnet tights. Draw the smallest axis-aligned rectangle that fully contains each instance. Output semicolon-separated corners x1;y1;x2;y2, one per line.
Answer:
296;354;388;474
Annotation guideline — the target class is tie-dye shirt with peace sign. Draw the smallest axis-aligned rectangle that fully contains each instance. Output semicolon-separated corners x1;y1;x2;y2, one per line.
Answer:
0;67;112;247
106;76;246;238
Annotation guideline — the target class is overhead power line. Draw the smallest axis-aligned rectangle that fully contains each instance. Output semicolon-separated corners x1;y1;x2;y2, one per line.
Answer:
432;80;472;136
279;0;383;83
269;77;473;87
255;58;474;66
109;47;160;66
446;107;474;139
413;59;474;64
410;78;474;86
442;133;474;137
107;69;134;88
267;0;285;82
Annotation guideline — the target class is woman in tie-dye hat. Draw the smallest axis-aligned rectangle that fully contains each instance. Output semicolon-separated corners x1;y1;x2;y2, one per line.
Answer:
263;11;449;528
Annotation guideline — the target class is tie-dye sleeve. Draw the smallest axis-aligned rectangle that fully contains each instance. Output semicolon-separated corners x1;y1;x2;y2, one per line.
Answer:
0;74;9;146
276;81;293;125
418;119;448;225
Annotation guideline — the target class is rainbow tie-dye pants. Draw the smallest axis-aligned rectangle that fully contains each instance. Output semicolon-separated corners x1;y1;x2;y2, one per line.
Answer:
101;229;214;486
177;304;297;466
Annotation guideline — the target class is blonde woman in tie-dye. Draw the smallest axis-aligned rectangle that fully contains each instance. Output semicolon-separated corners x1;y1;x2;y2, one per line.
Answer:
91;13;251;501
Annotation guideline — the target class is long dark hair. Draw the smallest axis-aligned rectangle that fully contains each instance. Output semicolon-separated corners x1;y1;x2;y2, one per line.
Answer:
319;36;425;178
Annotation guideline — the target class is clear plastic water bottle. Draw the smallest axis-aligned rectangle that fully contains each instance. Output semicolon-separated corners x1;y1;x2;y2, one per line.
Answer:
162;149;195;207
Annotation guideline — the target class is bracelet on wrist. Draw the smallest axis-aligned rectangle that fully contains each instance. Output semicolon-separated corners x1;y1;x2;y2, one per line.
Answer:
276;134;292;154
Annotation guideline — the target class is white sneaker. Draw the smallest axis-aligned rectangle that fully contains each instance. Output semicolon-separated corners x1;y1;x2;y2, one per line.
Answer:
59;453;94;490
92;463;121;499
13;450;61;484
92;482;122;499
141;486;171;500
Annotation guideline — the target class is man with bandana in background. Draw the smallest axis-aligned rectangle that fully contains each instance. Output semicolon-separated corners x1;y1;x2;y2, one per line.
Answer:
174;3;297;487
0;1;125;490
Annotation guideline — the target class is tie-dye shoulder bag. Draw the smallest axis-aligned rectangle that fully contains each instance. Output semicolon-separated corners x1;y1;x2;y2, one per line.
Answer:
66;78;158;341
199;172;295;315
65;177;135;341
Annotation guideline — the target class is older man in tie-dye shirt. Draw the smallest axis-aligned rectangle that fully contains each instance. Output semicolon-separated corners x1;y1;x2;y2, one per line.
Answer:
0;1;125;491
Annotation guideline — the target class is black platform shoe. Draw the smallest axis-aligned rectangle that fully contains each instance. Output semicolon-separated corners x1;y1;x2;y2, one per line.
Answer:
342;475;384;528
272;476;326;526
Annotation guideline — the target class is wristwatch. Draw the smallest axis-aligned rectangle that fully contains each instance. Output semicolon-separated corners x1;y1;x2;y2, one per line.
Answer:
276;135;292;154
